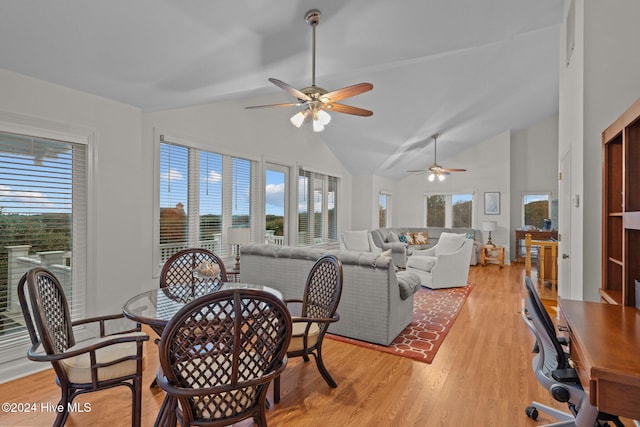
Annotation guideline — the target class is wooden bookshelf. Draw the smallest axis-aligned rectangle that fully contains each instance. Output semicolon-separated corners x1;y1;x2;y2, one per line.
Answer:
602;97;640;305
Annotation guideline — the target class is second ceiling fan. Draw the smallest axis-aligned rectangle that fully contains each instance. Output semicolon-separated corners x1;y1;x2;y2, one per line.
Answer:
408;133;467;181
245;9;373;132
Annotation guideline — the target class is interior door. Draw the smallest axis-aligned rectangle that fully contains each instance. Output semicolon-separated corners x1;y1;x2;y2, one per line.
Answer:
265;163;288;246
558;149;572;299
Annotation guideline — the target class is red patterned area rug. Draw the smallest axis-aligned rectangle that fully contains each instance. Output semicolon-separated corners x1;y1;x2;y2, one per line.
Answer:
328;283;475;363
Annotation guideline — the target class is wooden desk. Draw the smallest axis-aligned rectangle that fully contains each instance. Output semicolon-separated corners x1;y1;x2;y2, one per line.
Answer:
558;299;640;420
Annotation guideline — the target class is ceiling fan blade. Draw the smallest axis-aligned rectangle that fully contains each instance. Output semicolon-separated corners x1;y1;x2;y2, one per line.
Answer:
268;78;312;101
326;103;373;117
442;168;467;172
245;102;302;110
407;169;429;173
321;83;373;103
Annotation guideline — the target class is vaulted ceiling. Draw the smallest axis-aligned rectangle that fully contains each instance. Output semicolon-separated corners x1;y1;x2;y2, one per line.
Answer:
0;0;563;179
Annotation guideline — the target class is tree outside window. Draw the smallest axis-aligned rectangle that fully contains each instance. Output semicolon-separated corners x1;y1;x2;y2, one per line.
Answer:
426;193;474;228
523;194;550;229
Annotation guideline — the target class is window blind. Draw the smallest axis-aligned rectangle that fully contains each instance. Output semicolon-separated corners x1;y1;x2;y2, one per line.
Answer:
0;130;87;358
158;139;256;264
298;168;338;245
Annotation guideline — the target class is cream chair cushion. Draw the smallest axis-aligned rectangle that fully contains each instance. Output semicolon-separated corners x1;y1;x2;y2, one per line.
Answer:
61;332;146;383
288;322;320;352
406;255;437;272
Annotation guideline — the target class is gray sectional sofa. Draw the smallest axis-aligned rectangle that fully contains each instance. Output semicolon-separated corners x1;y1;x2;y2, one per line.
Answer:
370;227;483;268
239;244;421;346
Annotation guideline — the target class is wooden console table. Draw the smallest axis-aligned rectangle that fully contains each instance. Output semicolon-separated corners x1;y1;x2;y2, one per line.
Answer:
558;299;640;420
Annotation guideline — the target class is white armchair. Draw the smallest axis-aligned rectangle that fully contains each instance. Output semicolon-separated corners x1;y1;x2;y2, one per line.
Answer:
406;232;473;289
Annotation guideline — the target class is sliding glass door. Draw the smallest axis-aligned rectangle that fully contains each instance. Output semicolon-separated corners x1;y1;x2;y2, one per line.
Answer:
265;163;288;246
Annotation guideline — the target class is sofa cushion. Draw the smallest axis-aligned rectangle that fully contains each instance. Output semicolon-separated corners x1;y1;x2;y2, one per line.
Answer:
396;271;422;300
406;255;437;272
342;230;372;252
435;232;467;256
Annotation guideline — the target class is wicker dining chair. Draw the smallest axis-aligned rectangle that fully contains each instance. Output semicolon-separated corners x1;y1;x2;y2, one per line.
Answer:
155;288;292;427
161;248;227;286
17;267;149;427
273;254;343;403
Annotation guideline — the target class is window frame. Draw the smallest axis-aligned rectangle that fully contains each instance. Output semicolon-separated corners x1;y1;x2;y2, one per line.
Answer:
522;192;551;228
379;192;391;228
424;192;475;228
297;167;339;246
153;131;260;276
0;113;93;376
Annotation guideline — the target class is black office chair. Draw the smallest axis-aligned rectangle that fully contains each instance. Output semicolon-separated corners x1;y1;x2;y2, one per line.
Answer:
522;276;624;427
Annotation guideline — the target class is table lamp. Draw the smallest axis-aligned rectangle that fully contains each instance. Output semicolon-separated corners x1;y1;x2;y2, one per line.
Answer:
482;221;497;246
227;227;250;271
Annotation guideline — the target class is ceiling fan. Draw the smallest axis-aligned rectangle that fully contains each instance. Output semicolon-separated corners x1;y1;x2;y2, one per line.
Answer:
245;9;373;132
407;133;467;181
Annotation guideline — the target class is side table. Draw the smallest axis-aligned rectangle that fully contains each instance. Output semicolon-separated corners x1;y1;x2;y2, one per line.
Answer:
480;245;504;268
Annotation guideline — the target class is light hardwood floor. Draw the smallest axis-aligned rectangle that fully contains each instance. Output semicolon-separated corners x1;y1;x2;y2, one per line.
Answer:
0;263;624;426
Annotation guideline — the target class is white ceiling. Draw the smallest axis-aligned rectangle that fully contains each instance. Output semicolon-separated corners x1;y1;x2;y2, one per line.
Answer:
0;0;563;179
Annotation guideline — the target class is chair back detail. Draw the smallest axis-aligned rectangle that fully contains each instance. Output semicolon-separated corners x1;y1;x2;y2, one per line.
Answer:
17;267;148;427
302;254;343;335
157;288;291;426
523;276;568;372
160;248;228;288
18;267;75;358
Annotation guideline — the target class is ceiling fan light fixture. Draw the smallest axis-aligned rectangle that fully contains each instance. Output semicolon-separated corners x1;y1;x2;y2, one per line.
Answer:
438;173;446;181
290;110;308;128
428;173;436;182
316;109;331;126
312;117;325;132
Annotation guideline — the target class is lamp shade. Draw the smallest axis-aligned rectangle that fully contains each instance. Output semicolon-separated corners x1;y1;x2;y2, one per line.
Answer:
481;221;497;232
226;227;250;245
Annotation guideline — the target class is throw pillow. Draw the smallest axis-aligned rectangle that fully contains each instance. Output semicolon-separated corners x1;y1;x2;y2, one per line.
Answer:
435;232;466;256
414;231;428;245
380;249;392;257
388;231;400;243
404;232;416;245
342;230;371;252
466;232;475;240
398;233;408;244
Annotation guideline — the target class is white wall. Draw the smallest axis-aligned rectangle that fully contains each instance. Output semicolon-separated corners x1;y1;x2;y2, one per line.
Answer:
559;0;640;301
0;68;146;379
142;97;353;259
510;115;559;255
395;131;512;258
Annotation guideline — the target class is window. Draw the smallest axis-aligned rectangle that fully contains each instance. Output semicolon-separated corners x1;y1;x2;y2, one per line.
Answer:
265;164;288;246
379;193;391;228
0;130;87;362
298;169;338;245
158;137;257;266
425;193;474;228
523;193;550;228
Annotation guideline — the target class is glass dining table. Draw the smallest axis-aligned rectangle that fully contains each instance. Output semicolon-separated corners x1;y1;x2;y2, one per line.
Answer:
122;281;283;335
122;281;284;427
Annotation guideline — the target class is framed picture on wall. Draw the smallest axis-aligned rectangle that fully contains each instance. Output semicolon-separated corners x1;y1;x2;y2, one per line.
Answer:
484;192;500;215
